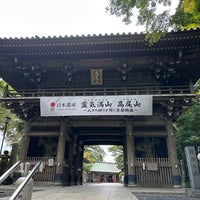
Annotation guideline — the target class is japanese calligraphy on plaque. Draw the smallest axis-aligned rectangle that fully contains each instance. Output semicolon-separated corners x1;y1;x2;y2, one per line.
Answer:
90;69;103;85
40;95;152;116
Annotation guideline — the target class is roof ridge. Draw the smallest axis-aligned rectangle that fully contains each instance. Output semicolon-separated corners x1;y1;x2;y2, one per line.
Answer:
1;28;199;40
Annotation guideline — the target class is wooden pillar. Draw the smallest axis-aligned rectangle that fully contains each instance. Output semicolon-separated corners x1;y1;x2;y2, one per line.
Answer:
123;137;128;186
19;122;30;161
55;121;67;185
73;136;78;185
73;141;79;185
125;121;136;186
62;141;70;186
166;121;181;187
71;135;77;185
80;144;84;184
73;139;83;185
77;142;83;185
68;135;77;185
63;138;74;186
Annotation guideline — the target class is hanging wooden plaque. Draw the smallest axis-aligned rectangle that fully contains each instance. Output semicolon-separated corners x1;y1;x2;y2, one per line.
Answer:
90;69;103;85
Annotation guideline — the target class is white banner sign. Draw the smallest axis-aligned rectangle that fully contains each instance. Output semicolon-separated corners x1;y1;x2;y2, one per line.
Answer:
40;95;152;116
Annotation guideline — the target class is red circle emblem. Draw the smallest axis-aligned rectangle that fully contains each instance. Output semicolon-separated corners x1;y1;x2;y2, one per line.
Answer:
50;102;56;107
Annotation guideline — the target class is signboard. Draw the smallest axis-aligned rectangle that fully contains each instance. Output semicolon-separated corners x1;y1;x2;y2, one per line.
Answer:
40;95;152;117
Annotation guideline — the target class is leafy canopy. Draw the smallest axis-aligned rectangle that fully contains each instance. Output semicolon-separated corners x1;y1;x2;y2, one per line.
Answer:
108;145;123;170
0;80;24;149
83;145;105;172
175;100;200;159
173;0;200;30
106;0;200;44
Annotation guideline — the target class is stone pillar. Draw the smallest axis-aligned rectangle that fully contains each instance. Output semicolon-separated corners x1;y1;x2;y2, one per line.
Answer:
185;146;200;189
10;143;18;166
104;175;107;182
19;122;30;161
126;121;136;186
166;121;181;187
55;121;67;185
113;174;116;182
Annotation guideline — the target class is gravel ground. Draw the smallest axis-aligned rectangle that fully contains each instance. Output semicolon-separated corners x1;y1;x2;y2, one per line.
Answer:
135;194;200;200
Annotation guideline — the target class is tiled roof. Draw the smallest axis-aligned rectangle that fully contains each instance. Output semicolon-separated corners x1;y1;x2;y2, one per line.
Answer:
0;29;199;59
0;28;199;40
90;162;121;173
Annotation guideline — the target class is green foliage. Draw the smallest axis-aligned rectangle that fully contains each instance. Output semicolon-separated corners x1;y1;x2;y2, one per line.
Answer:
174;100;200;186
0;80;24;149
106;0;172;44
85;145;105;162
107;0;200;44
172;0;200;30
108;145;124;169
5;120;24;146
83;145;105;172
0;80;6;96
175;100;200;160
194;78;200;94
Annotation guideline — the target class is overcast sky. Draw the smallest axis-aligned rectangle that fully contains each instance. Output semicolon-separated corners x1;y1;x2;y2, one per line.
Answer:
0;0;138;38
0;0;178;38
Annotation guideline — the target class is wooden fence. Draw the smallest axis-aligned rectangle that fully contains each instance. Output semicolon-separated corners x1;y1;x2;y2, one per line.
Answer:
135;157;173;187
25;157;173;186
26;157;57;182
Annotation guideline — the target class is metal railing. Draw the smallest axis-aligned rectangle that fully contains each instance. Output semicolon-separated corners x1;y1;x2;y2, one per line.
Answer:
135;157;169;163
0;161;21;184
5;85;194;98
9;161;42;200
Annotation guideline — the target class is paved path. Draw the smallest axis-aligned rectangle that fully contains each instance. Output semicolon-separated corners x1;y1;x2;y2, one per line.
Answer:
33;183;139;200
0;183;186;200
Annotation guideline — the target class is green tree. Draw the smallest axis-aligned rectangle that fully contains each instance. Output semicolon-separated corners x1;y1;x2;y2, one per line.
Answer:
0;80;24;151
83;145;105;172
174;100;200;186
106;0;200;44
175;100;200;160
172;0;200;30
108;145;123;170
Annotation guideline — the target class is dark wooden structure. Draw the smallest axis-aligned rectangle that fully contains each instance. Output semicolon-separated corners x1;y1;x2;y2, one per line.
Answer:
0;29;200;187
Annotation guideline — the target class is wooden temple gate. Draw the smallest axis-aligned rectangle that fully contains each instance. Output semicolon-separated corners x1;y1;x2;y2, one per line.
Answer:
0;29;200;187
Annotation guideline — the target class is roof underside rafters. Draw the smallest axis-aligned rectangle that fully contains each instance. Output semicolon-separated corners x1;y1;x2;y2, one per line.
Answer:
0;29;199;91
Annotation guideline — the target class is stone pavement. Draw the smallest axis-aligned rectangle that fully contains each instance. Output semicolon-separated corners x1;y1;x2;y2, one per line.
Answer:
0;182;186;200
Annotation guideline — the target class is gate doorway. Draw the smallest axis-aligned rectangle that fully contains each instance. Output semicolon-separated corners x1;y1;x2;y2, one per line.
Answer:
61;126;125;186
83;145;123;183
24;119;179;188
